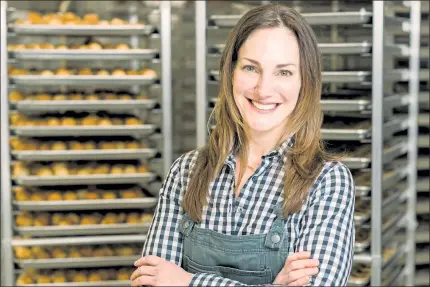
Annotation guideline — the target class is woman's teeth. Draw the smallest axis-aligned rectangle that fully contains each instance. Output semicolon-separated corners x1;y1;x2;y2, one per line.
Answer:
251;100;277;110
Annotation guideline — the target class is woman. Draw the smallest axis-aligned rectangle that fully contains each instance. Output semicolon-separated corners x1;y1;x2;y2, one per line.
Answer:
131;3;355;286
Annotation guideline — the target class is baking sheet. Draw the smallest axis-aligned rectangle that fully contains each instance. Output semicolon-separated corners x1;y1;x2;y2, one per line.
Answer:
14;222;151;237
14;198;158;211
13;173;156;186
10;49;159;60
15;281;132;287
10;75;158;86
15;256;136;269
12;148;158;161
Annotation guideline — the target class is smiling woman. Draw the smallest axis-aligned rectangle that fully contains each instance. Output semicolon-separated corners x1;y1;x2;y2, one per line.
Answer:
132;3;355;287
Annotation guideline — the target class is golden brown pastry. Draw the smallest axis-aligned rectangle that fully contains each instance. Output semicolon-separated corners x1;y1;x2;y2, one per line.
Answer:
86;191;100;200
69;247;82;258
16;212;33;226
40;43;55;49
126;212;140;224
123;165;137;174
52;163;69;176
36;274;51;284
16;273;34;285
51;270;67;283
112;69;126;76
141;213;153;223
71;271;88;282
47;191;62;201
56;44;68;50
15;188;31;201
112;118;123;125
103;93;118;100
125;117;142;125
76;189;89;200
96;69;109;76
102;191;117;199
65;213;80;225
116;43;130;50
9;68;29;75
64;191;78;200
99;118;113;126
85;94;99;100
101;213;118;225
137;164;149;173
140;68;157;77
52;213;65;225
61;117;76;126
46;117;61;126
93;245;114;257
116;246;134;256
33;213;50;226
110;17;125;25
40;70;54;76
126;70;139;75
62;12;78;22
51;141;67;150
116;268;131;280
88;273;102;282
83;141;96;150
79;68;93;75
88;42;102;50
119;94;132;100
117;212;127;223
9;91;24;101
82;115;99;126
79;246;93;257
52;94;67;101
38;142;51;151
30;191;45;201
93;164;110;174
12;162;29;177
99;20;110;25
110;164;123;174
70;93;83;100
27;12;43;23
31;246;50;259
80;214;99;225
98;269;110;281
83;13;99;25
35;166;53;177
14;246;32;259
126;141;140;149
56;68;70;76
14;44;27;50
27;43;42;50
69;141;84;150
35;93;52;101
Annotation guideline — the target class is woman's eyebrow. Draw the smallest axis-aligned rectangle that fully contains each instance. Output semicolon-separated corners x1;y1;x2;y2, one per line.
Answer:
242;57;296;68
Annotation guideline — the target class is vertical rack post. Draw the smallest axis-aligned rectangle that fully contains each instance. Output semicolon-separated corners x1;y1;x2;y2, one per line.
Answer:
196;0;207;148
160;1;172;175
405;1;421;285
0;1;14;286
371;1;384;286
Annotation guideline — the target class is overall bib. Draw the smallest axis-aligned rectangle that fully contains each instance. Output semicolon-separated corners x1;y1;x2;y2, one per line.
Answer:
179;206;291;285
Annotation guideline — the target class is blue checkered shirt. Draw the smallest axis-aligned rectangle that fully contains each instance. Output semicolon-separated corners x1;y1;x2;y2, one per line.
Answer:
142;138;355;286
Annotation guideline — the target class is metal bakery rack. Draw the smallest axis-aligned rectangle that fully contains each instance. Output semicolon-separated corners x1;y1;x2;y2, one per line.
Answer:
1;1;172;286
195;1;422;286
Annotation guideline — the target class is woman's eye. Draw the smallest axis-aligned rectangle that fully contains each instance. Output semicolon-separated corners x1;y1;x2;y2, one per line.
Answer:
279;70;292;76
243;65;256;72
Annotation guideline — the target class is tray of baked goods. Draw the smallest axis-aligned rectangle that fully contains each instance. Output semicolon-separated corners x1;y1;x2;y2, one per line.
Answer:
8;67;158;86
11;161;156;186
332;140;407;169
354;198;371;226
14;210;153;236
13;185;158;211
10;137;158;161
321;116;407;141
8;42;159;61
418;113;429;127
12;12;155;36
14;243;141;269
15;267;135;286
416;194;430;215
418;134;430;148
415;244;430;265
419;91;429;109
416;215;430;244
208;10;373;28
9;112;156;137
355;228;370;253
9;91;157;112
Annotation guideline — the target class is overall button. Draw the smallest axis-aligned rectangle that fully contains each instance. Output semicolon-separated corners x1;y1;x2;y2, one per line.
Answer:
183;221;190;229
271;233;281;244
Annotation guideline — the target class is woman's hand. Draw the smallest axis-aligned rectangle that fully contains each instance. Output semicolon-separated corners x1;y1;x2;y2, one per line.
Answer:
273;251;319;286
130;255;193;287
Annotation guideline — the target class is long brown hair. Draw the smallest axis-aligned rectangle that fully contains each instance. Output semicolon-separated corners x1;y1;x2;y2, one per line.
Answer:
183;3;338;222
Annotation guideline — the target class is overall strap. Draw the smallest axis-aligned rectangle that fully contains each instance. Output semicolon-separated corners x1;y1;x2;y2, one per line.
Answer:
179;213;195;236
264;204;285;250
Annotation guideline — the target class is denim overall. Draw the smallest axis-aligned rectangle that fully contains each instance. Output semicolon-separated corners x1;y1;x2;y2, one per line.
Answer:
179;206;290;285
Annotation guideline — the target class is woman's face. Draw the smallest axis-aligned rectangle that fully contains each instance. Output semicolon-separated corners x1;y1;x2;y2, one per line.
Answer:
233;27;301;137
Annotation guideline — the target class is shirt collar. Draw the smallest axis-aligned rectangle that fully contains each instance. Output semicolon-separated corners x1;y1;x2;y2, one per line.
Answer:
224;135;295;169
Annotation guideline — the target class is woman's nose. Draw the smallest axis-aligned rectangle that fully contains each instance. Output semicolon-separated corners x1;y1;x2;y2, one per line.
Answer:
256;74;275;98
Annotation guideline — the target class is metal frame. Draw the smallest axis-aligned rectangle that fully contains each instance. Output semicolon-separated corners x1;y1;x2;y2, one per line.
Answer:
196;0;207;148
1;1;13;286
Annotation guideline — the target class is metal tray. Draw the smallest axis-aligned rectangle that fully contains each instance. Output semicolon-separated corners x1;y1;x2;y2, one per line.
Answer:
14;198;158;211
354;210;370;226
418;135;430;149
10;75;158;86
416;224;430;244
12;148;158;161
417;156;430;170
12;234;147;247
209;10;372;27
418;113;429;127
209;42;373;56
14;222;151;237
321;98;371;112
352;253;371;264
10;125;156;137
342;141;406;169
15;255;136;269
322;71;371;83
11;99;157;112
348;271;370;287
9;49;159;61
12;23;154;36
420;69;429;81
415;270;430;286
419;91;429;106
321;118;403;141
417;177;429;192
16;281;132;287
13;173;156;186
355;237;370;254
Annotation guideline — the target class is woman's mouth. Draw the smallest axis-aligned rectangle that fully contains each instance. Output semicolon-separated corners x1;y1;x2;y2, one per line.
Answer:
247;98;279;113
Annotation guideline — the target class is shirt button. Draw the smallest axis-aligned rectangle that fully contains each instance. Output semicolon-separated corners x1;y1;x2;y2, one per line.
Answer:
183;221;190;229
271;233;281;244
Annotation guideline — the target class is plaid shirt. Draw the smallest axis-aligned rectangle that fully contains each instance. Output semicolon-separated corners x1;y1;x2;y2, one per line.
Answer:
142;137;355;286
